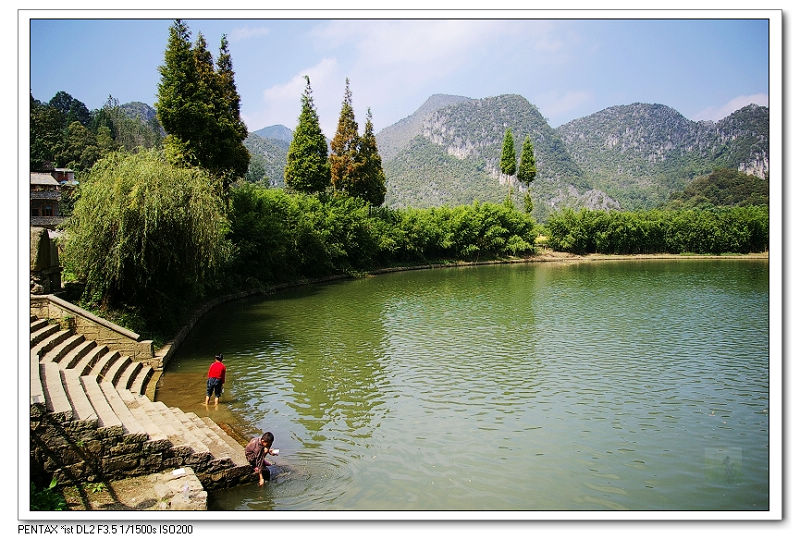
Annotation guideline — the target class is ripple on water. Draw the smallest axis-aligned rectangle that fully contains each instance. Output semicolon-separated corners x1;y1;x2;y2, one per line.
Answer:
163;261;769;511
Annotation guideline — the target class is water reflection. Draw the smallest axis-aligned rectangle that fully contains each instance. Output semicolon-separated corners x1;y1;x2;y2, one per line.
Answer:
158;260;769;511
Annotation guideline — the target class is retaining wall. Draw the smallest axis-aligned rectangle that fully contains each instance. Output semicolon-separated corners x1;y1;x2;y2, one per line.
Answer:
31;295;155;365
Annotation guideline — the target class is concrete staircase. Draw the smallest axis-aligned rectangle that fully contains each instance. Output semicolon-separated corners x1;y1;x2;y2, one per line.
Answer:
30;316;253;490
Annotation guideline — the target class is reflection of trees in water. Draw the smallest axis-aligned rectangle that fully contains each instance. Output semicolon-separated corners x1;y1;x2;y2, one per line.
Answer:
284;283;390;443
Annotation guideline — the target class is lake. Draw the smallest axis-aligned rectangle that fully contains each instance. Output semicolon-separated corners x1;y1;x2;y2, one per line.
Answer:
156;259;770;512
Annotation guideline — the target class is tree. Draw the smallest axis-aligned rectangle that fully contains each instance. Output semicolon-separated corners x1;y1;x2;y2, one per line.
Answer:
517;135;537;187
49;91;91;127
55;121;99;171
156;20;249;186
500;128;516;176
30;94;63;170
157;20;198;164
62;149;231;318
329;78;360;194
285;76;330;194
93;96;163;152
95;125;118;156
210;34;250;184
352;108;386;206
245;156;268;184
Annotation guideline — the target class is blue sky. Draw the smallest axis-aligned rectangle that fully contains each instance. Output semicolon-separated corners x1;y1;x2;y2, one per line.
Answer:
28;15;771;138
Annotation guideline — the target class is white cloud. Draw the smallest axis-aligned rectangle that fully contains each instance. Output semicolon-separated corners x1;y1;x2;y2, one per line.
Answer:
692;93;769;122
229;25;270;42
243;57;342;135
243;20;584;134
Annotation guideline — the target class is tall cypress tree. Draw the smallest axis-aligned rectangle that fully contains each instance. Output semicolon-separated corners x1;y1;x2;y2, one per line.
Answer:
500;128;517;176
285;76;330;193
517;135;537;187
352;108;386;206
211;34;250;184
157;20;198;164
156;21;249;186
191;32;216;167
329;78;360;194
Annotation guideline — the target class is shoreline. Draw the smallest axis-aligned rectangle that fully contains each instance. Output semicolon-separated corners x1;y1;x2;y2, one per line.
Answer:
368;249;769;275
155;249;768;376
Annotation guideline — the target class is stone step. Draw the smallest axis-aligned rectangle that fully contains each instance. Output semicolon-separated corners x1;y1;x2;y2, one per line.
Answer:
198;417;250;467
40;334;86;364
41;361;72;420
117;390;171;446
30;357;45;408
139;399;197;445
129;364;154;396
88;350;122;379
80;375;122;434
62;369;98;426
102;354;132;387
99;383;149;442
72;344;110;377
31;328;71;359
143;370;162;401
30;322;61;349
59;340;99;369
185;413;246;466
140;399;212;465
116;360;143;391
30;318;48;333
162;407;214;457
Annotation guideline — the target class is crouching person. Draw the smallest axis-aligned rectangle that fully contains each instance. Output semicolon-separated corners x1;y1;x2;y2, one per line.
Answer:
245;432;277;486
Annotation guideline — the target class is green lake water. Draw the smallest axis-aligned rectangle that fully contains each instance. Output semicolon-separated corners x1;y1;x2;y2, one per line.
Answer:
155;259;770;512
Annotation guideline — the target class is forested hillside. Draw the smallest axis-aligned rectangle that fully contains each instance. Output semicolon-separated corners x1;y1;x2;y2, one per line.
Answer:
664;168;769;209
244;133;289;185
556;103;769;209
375;96;769;213
30;92;163;171
31;87;769;217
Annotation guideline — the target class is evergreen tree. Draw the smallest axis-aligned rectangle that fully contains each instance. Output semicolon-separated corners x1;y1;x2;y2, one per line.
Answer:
156;20;198;164
524;191;534;214
329;78;360;194
49;91;91;127
285;76;330;194
500;128;516;176
30;94;63;170
156;20;249;186
211;34;250;184
352;108;386;206
55;121;99;171
517;135;537;187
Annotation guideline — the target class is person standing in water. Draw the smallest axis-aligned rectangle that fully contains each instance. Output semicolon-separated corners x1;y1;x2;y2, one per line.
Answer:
205;353;226;406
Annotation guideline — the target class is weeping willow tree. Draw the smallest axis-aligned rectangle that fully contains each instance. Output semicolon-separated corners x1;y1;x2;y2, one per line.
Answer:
62;149;232;321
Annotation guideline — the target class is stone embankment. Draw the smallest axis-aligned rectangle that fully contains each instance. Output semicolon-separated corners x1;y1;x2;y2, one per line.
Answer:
30;315;255;509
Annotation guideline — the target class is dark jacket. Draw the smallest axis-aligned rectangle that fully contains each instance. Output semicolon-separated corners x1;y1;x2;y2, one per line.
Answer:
245;437;267;467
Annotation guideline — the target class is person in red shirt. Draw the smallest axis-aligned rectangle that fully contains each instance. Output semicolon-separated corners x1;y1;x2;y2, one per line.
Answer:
204;353;226;405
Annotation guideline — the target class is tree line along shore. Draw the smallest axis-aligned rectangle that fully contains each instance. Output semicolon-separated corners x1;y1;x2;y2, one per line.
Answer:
45;20;768;345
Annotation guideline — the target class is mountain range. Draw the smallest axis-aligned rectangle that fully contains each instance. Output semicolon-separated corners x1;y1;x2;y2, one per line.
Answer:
244;94;769;216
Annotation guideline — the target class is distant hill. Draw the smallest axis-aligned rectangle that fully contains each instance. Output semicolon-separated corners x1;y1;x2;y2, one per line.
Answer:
120;101;158;124
377;95;769;214
253;124;294;144
378;94;617;219
555;103;769;209
664;167;768;209
377;94;471;160
244;133;290;186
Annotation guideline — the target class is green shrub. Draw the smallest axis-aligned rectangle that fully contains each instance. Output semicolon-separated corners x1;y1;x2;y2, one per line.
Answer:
545;206;768;255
